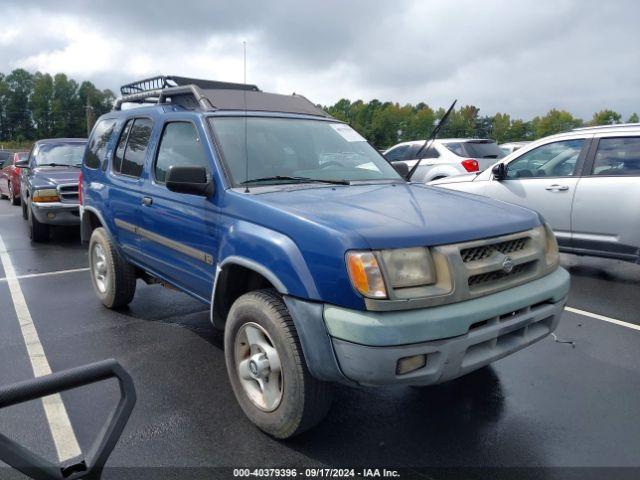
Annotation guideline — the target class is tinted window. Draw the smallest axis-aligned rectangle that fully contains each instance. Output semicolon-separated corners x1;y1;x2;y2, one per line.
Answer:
444;142;464;156
113;119;133;173
505;139;584;179
121;118;153;178
385;145;409;161
462;140;504;159
592;137;640;176
420;146;439;159
85;119;117;169
155;122;210;183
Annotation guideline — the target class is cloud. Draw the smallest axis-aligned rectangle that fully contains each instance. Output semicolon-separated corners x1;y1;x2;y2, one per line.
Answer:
0;0;638;119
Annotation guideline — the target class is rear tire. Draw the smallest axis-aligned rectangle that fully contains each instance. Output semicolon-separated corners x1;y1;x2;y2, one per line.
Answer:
22;197;28;219
89;227;137;308
224;289;332;439
28;200;50;242
8;182;19;206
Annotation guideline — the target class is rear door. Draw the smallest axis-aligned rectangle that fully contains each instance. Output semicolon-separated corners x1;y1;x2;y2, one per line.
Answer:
571;134;640;261
108;117;155;260
483;137;591;248
137;119;218;300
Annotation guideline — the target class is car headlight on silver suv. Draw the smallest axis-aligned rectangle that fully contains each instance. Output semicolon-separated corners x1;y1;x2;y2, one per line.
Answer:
346;247;436;299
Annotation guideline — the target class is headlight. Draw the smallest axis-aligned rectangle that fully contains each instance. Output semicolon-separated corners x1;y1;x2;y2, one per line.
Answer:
543;223;559;269
380;247;435;288
346;251;387;298
32;188;60;203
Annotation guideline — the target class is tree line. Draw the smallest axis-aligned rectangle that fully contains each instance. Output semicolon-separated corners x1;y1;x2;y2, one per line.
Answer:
0;69;114;146
1;68;638;149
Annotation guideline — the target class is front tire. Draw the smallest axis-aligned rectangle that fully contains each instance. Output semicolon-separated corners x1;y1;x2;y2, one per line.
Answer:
89;227;137;308
22;196;28;219
28;200;50;242
224;289;332;439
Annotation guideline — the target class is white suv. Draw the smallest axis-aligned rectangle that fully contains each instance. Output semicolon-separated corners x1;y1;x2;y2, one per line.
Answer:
430;124;640;263
384;139;504;182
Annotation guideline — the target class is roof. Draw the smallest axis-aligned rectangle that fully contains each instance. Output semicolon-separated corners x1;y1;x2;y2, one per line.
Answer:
572;123;640;133
114;75;331;118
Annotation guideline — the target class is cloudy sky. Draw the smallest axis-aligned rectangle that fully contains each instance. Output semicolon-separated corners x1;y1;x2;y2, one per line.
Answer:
1;0;639;119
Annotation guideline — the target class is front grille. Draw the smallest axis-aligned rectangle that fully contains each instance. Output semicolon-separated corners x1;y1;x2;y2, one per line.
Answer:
460;237;528;263
58;184;79;203
468;260;535;287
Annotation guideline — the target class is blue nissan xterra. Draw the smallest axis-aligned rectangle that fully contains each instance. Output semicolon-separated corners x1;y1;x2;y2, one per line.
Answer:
80;76;570;438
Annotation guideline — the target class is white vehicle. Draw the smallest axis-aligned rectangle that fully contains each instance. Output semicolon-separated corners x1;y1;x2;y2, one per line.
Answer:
384;139;504;182
430;123;640;263
499;141;530;155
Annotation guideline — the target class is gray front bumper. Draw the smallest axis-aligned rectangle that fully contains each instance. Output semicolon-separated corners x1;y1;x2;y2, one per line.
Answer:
32;202;80;226
331;297;565;386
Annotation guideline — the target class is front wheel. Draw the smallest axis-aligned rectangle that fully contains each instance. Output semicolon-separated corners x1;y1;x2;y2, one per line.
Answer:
224;289;332;439
28;200;50;242
89;227;137;308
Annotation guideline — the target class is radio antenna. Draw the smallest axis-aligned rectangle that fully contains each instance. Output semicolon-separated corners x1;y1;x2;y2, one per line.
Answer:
243;40;250;193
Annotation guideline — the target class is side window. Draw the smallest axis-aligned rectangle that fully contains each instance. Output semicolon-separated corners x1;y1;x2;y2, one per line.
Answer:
592;137;640;176
445;142;464;156
121;118;153;178
421;146;439;159
505;139;584;179
385;145;408;161
85;119;117;169
113;119;133;174
154;122;210;183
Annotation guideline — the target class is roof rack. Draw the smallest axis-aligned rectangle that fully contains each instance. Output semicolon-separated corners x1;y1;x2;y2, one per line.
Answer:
114;75;260;111
572;123;640;131
113;75;331;118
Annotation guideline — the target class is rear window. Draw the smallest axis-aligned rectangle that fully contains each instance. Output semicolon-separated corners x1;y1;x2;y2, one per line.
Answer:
445;140;504;159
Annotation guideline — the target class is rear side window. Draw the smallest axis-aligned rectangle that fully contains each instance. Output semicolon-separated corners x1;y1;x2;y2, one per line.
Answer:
154;122;210;183
592;137;640;176
385;145;409;161
121;118;154;177
112;118;154;178
113;119;133;173
85;119;117;169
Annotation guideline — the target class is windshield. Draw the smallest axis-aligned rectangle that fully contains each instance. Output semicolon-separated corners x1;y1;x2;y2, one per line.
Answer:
36;142;86;166
209;117;401;186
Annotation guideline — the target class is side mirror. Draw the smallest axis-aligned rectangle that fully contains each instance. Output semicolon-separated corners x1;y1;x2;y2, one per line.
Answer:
392;161;409;178
15;159;30;169
492;163;506;181
166;166;214;197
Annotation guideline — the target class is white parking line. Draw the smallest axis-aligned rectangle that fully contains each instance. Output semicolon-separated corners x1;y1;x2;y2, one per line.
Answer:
565;306;640;332
0;267;89;283
0;234;81;462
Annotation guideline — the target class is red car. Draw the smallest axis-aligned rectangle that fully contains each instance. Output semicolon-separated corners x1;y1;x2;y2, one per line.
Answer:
0;151;29;205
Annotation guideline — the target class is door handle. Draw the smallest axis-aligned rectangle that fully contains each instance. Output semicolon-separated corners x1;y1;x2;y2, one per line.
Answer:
545;184;569;191
141;196;153;206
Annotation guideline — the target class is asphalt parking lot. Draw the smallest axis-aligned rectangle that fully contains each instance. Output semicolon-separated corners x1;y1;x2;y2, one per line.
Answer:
0;198;639;479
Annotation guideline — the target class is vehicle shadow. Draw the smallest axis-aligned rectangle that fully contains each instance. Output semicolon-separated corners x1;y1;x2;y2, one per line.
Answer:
287;366;508;467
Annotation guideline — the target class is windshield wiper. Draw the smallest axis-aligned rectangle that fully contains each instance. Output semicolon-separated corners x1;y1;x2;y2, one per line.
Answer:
482;154;499;159
38;163;69;167
240;176;350;186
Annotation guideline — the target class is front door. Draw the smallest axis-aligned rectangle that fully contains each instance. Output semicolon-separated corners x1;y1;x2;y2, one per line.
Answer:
484;137;590;247
137;120;218;300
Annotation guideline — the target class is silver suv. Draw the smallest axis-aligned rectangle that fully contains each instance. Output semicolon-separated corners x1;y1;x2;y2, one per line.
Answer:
431;123;640;263
384;139;504;182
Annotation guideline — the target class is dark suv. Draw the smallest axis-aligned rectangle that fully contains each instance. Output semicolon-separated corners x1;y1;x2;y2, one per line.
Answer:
81;76;569;438
17;138;86;241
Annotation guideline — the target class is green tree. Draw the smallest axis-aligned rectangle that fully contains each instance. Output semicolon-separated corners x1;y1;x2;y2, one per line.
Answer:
51;73;80;137
628;112;639;123
589;109;621;126
492;113;511;143
534;109;582;138
30;72;55;138
5;69;34;140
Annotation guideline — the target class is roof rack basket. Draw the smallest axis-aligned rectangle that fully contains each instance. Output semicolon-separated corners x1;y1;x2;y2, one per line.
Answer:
114;75;259;111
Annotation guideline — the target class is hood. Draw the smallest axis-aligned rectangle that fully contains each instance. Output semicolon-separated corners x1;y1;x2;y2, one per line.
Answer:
251;183;541;249
428;173;478;185
31;167;80;186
